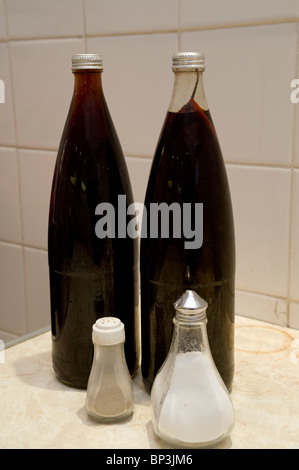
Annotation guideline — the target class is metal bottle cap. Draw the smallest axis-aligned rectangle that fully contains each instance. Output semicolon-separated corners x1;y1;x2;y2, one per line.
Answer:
72;53;103;71
174;290;208;321
172;52;205;72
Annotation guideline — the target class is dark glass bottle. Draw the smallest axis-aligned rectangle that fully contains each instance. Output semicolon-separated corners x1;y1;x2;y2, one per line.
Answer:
140;52;235;393
48;54;139;389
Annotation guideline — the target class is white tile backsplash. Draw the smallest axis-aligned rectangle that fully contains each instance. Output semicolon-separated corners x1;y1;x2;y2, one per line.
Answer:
6;0;84;39
227;164;291;298
0;147;22;243
295;102;299;168
126;156;152;204
0;242;26;335
181;24;296;166
0;1;299;337
289;301;299;329
179;0;299;29
19;149;56;249
0;43;16;146
0;0;7;40
87;33;178;157
290;169;299;301
294;39;299;169
10;38;85;149
0;329;18;344
24;247;50;331
85;0;179;36
236;290;288;326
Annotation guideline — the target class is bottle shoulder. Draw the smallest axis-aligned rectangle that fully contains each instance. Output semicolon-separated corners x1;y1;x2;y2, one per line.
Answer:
144;104;229;206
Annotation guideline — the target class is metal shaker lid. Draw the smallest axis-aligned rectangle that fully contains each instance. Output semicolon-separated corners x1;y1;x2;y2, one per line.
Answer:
174;290;208;321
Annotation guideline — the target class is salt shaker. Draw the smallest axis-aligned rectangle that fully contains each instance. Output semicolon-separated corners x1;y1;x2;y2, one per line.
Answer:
151;290;235;448
85;317;134;423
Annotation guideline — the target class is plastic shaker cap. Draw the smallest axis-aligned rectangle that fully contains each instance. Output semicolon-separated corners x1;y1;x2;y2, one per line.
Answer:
92;317;125;345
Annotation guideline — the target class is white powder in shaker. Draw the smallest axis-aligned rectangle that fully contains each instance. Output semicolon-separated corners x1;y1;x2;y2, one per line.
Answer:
157;351;234;445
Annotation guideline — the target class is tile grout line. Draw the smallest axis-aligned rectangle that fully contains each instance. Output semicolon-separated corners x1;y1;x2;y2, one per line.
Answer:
177;0;181;51
1;17;299;44
82;0;88;53
1;144;297;169
0;239;47;251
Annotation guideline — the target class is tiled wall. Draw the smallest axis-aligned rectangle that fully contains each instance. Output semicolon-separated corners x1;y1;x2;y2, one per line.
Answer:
0;0;299;343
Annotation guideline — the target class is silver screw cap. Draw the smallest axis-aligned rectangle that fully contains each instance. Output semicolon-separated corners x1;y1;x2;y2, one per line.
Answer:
72;53;103;71
172;52;205;71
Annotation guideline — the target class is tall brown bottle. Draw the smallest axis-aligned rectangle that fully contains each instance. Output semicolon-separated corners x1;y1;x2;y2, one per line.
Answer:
48;54;139;389
140;52;235;393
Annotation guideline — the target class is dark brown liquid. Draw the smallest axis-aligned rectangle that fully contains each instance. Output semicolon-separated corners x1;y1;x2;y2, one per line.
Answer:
140;98;235;392
48;72;139;388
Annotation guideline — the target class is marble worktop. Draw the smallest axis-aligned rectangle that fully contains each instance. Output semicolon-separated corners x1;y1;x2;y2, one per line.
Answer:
1;315;299;449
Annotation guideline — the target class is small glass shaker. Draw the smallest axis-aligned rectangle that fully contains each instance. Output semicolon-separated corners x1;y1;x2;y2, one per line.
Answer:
85;317;134;423
151;290;235;448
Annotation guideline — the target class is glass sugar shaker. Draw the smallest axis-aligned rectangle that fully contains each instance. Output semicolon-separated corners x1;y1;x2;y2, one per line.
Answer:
151;290;235;448
85;317;134;423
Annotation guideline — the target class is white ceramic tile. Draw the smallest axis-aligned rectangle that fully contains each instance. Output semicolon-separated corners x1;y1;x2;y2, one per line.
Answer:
6;0;84;39
181;24;296;166
0;44;16;146
125;156;152;204
0;242;26;335
289;301;299;329
236;290;288;326
19;149;56;249
0;329;18;345
87;34;178;157
0;0;7;39
180;0;299;29
24;247;50;332
10;38;85;149
290;169;299;301
294;26;299;168
227;164;291;298
0;147;22;243
295;101;299;168
85;0;178;35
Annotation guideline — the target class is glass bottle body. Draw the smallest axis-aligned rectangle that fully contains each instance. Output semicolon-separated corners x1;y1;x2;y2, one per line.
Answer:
151;315;235;448
86;341;134;423
140;64;235;393
48;69;139;389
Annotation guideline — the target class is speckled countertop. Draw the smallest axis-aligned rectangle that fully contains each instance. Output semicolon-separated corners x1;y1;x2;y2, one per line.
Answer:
1;315;299;449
